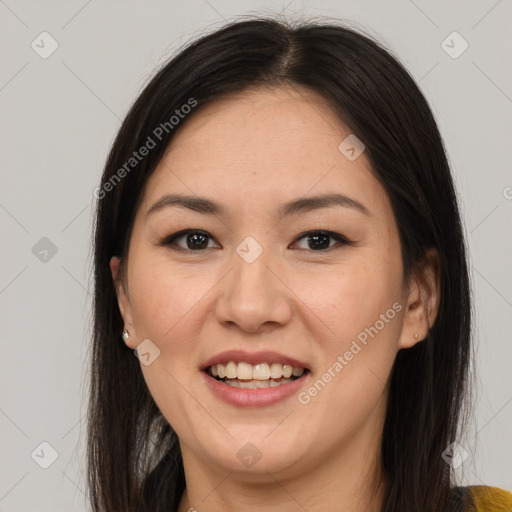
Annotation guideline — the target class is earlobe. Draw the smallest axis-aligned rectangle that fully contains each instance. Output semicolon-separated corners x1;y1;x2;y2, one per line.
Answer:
109;256;137;347
399;248;441;349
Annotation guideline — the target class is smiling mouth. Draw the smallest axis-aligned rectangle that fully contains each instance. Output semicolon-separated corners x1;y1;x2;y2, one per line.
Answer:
205;361;310;389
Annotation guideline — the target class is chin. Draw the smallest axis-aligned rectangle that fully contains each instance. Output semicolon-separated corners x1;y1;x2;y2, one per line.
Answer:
194;429;309;476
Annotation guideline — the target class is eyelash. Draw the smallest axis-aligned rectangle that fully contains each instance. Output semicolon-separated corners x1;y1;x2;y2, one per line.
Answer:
159;229;352;253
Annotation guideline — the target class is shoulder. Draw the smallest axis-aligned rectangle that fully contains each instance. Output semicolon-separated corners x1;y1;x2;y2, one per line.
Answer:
466;485;512;512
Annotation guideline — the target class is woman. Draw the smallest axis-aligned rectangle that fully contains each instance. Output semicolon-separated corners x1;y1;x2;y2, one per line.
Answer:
87;17;512;512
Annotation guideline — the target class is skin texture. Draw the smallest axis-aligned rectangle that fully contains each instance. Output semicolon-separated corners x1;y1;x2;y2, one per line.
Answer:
110;85;440;512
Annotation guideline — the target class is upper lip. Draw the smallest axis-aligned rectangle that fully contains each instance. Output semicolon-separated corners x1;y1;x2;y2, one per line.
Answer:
201;350;310;371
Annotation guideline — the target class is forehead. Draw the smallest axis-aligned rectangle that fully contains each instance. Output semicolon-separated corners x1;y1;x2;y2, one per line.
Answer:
139;85;389;220
164;85;353;169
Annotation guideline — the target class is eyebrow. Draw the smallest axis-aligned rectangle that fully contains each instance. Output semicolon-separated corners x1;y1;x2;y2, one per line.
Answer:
146;192;370;219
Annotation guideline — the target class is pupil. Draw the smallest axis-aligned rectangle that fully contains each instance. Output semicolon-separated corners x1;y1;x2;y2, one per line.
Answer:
187;233;208;250
309;232;330;250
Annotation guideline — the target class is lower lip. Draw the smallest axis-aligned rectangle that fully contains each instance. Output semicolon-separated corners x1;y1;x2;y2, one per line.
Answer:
203;371;310;407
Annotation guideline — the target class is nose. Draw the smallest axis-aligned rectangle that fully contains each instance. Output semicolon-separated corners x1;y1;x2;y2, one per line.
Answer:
214;247;292;334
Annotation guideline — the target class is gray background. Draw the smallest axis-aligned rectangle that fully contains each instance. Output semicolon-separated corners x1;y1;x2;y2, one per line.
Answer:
0;1;510;510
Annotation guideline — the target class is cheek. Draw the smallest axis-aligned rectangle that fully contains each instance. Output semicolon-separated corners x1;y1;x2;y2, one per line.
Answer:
296;248;404;352
128;252;206;343
293;257;403;444
127;258;208;429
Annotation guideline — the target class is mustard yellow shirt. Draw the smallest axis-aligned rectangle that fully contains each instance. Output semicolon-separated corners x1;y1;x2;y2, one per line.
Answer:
469;485;512;511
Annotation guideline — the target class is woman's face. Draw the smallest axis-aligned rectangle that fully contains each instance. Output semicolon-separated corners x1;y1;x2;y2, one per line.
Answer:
112;85;424;480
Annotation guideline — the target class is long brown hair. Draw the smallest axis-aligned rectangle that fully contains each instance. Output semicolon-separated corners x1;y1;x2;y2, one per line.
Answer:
87;17;472;511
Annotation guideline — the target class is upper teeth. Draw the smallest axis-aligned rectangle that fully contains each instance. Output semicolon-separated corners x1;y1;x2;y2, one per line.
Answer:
209;361;305;380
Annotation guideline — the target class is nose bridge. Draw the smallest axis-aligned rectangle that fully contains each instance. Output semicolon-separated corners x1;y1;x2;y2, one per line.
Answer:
231;235;275;301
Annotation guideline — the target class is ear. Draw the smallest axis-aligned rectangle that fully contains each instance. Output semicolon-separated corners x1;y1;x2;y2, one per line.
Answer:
399;247;441;349
110;256;137;349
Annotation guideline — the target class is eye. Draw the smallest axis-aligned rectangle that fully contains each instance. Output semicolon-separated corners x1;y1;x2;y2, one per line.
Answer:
160;229;219;251
160;229;351;253
291;230;351;252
